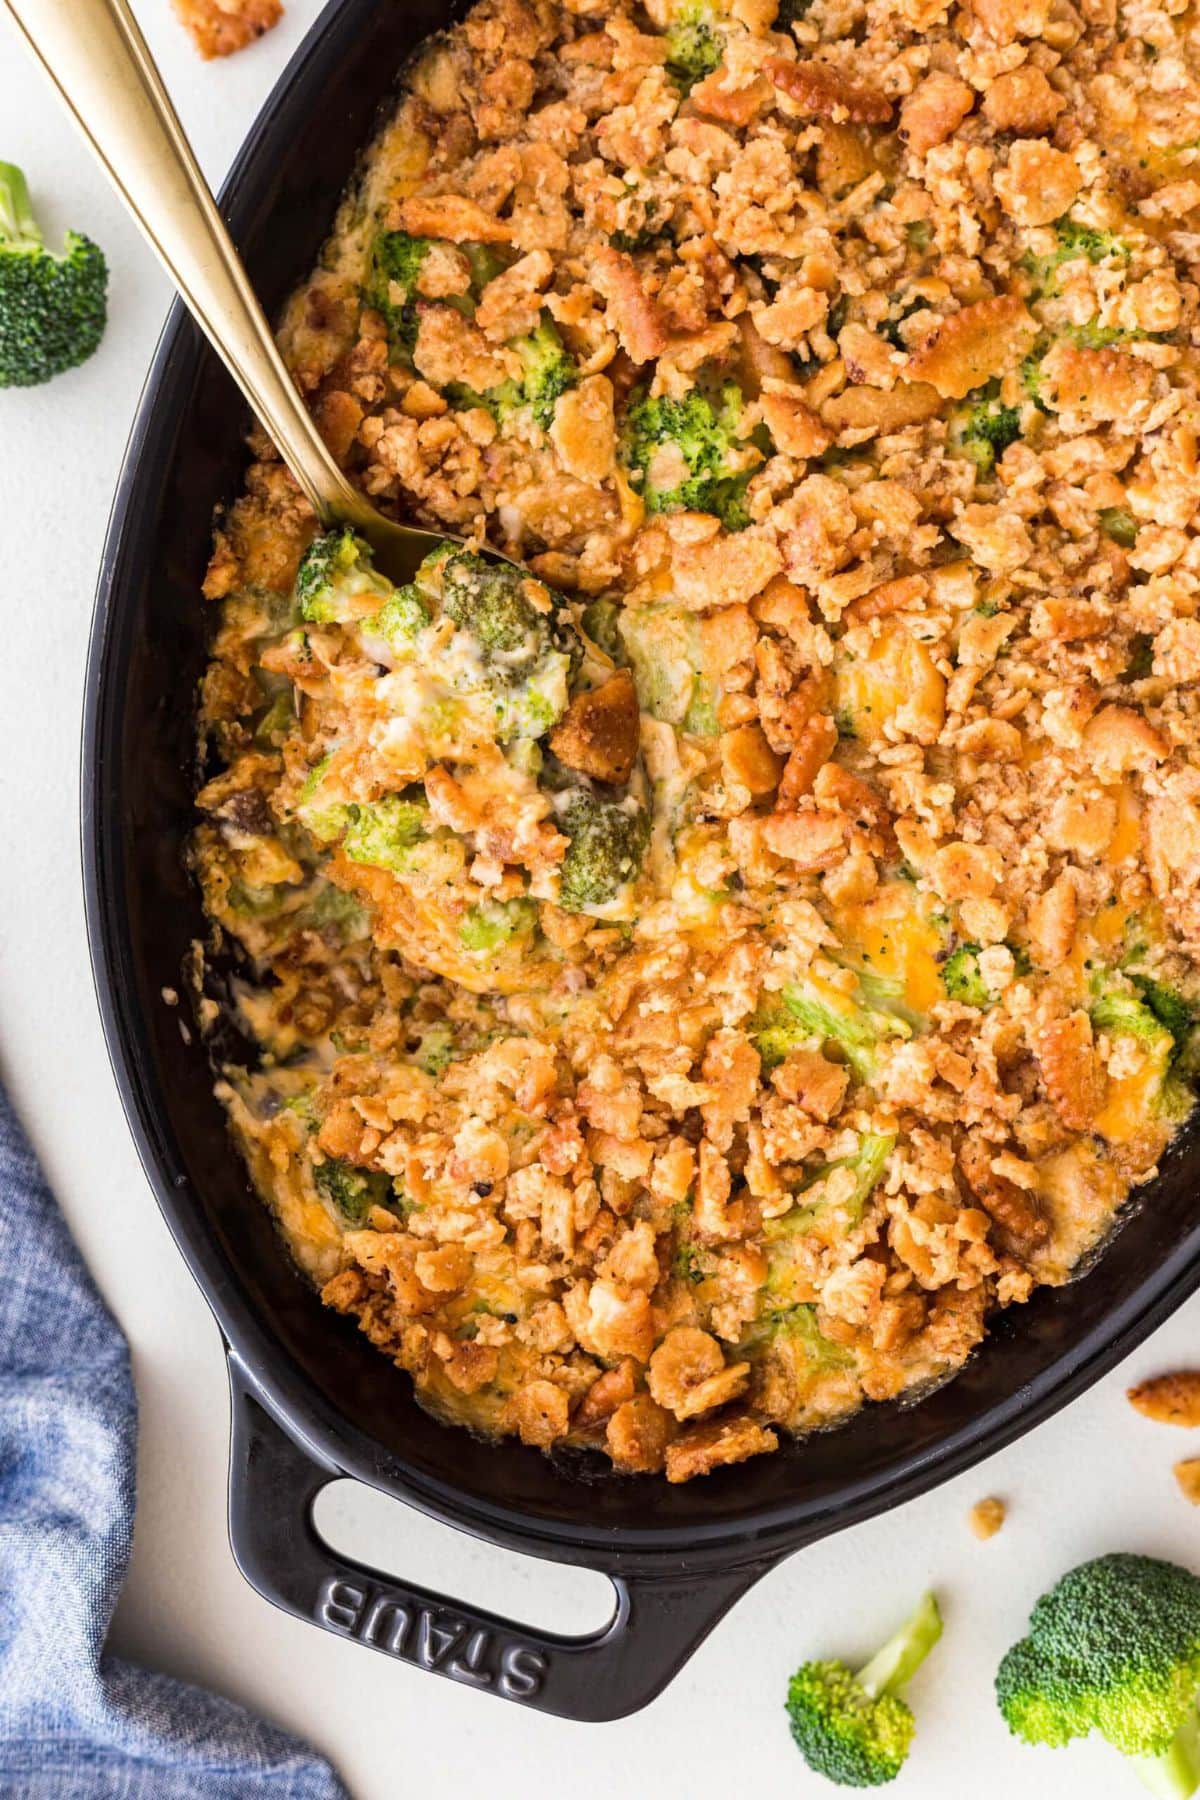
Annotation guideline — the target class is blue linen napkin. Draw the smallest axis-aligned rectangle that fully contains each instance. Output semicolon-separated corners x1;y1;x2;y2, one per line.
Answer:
0;1086;350;1798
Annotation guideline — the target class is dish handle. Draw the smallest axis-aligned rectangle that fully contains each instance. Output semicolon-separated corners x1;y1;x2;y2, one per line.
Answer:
226;1355;781;1722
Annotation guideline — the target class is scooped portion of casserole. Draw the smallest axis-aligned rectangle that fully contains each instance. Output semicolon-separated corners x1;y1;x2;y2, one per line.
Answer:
194;0;1200;1480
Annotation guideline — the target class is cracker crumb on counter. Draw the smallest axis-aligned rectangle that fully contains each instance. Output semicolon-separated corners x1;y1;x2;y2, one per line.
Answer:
1174;1460;1200;1506
172;0;282;59
1128;1372;1200;1429
967;1497;1007;1540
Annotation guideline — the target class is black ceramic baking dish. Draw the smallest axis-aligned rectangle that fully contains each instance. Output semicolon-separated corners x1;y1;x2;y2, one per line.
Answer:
82;0;1200;1725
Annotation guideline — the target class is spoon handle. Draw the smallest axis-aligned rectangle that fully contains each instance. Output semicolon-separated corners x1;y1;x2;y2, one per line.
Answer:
3;0;372;529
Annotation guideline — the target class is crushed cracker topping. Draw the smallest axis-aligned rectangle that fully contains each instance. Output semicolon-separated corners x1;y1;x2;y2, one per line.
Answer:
194;0;1200;1480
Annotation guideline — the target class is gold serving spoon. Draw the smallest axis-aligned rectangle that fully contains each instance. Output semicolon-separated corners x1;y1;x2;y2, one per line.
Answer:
3;0;466;584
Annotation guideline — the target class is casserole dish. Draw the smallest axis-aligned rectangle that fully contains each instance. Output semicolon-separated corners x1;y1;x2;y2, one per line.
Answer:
83;0;1200;1722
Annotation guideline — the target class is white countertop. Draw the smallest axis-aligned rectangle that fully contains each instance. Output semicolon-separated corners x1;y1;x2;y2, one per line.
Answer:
1;7;1198;1795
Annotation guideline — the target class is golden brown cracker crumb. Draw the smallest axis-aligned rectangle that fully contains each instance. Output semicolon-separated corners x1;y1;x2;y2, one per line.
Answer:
172;0;281;59
1174;1460;1200;1506
967;1497;1007;1539
1128;1371;1200;1428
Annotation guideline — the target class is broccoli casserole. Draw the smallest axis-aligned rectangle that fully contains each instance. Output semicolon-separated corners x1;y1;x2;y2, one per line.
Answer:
195;0;1200;1481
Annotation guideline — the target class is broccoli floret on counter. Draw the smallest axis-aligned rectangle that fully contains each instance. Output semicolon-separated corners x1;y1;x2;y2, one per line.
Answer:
366;228;433;352
1101;506;1139;548
996;1554;1200;1798
751;979;904;1084
314;1158;394;1224
664;1;723;88
341;794;430;874
556;790;650;911
459;896;539;953
0;162;108;387
787;1592;943;1787
953;381;1021;473
295;526;392;625
620;382;754;528
942;943;993;1008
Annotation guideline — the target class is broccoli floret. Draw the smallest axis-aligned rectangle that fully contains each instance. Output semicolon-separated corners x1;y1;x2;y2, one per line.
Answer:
459;896;539;952
0;162;108;388
411;1021;455;1077
1022;217;1131;297
1021;343;1049;409
295;527;392;624
746;1300;855;1366
618;603;720;736
787;1592;943;1787
304;881;368;941
361;583;431;658
953;380;1022;473
765;1133;895;1292
313;1158;394;1224
774;1304;852;1365
447;315;576;429
996;1554;1200;1798
879;295;925;350
1101;506;1139;548
341;794;430;874
461;242;511;293
511;316;577;428
366;229;433;353
556;790;650;912
1068;319;1135;350
253;690;296;748
664;1;723;88
1089;973;1198;1121
581;597;624;659
1126;633;1156;681
439;549;575;740
620;382;755;529
1091;985;1170;1042
441;550;553;664
295;753;352;844
751;979;905;1084
1058;220;1132;263
942;943;993;1008
610;223;669;253
1130;976;1200;1061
